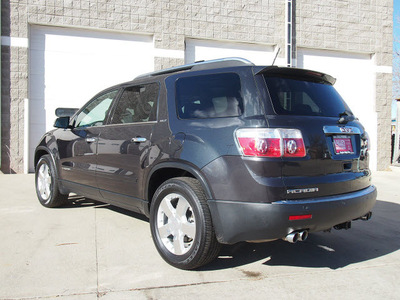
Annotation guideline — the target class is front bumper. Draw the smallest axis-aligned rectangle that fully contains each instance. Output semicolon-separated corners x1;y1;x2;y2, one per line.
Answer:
208;185;377;244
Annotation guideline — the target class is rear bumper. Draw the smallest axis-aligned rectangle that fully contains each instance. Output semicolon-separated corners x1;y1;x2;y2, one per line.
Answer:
208;185;377;244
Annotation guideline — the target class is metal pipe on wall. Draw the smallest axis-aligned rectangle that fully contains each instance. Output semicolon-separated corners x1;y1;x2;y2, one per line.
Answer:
0;0;2;169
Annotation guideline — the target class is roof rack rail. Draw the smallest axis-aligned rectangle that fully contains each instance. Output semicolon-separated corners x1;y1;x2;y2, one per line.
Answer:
135;57;254;79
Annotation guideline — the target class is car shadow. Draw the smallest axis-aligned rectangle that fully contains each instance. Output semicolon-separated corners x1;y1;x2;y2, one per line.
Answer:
200;199;400;271
61;195;150;222
61;195;104;208
59;197;400;271
102;205;149;222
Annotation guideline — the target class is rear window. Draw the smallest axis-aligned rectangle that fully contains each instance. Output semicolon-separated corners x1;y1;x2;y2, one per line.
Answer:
264;76;352;117
176;73;243;119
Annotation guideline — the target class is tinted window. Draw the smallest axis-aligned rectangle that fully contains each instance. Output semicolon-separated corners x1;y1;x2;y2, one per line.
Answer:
264;76;352;117
111;83;159;124
75;90;118;127
176;73;243;119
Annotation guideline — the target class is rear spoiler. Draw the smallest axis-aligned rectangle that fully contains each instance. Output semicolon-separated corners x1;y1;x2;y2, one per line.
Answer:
255;66;336;85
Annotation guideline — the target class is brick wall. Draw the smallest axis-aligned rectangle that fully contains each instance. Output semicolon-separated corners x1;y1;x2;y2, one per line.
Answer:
0;0;393;172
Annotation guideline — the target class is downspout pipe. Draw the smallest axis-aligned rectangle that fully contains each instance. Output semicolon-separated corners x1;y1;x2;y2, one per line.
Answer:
285;0;296;67
0;0;2;171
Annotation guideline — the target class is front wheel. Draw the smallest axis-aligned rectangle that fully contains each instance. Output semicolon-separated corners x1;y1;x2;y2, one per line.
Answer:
150;177;221;269
35;154;69;208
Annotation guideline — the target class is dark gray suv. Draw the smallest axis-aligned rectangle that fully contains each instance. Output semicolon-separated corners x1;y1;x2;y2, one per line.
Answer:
34;58;376;269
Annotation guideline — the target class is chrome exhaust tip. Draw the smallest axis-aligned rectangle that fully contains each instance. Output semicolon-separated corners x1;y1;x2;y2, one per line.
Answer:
298;230;309;242
284;232;300;243
360;211;372;221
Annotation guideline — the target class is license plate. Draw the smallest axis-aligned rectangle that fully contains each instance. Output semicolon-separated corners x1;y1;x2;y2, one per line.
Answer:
333;135;354;154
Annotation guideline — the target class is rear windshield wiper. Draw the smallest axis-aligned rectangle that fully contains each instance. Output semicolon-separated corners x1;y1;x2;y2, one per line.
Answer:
338;110;354;124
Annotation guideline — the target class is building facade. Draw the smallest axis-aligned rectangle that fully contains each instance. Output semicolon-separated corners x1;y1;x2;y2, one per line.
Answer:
1;0;393;173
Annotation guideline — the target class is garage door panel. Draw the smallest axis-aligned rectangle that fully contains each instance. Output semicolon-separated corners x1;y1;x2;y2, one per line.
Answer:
29;98;46;124
297;48;376;170
29;32;45;51
28;25;154;172
29;124;46;143
296;49;374;121
29;75;44;99
29;50;45;76
185;39;275;65
28;123;47;165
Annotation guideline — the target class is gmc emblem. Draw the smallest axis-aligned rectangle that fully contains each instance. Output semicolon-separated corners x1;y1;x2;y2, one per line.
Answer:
339;127;353;133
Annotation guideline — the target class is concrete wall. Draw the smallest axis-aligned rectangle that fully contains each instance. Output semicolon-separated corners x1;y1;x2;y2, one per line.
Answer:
1;0;393;173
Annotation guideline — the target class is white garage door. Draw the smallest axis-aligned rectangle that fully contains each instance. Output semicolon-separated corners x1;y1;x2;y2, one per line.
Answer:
297;48;377;170
29;25;154;172
185;39;276;65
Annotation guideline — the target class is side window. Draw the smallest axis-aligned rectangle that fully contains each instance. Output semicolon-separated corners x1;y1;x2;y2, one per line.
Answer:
75;90;118;128
111;83;159;124
176;73;243;119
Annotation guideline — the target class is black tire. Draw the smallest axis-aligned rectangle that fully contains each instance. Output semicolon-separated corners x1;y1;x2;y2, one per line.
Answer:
35;154;69;208
150;177;221;270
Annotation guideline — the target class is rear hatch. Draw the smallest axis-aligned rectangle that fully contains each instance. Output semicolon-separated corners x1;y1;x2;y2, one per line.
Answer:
258;67;371;200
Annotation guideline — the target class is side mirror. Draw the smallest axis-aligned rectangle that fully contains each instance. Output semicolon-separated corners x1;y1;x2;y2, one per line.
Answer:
54;116;70;129
55;108;79;117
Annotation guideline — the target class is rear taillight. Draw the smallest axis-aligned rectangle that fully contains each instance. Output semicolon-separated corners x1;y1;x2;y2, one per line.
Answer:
360;131;369;158
361;131;370;150
235;128;306;158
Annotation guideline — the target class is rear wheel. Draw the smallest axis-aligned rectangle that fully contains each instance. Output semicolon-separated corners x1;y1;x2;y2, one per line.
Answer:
35;154;69;208
150;177;221;269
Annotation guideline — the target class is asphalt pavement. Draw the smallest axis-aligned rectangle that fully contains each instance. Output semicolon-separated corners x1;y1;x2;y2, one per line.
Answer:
0;168;399;300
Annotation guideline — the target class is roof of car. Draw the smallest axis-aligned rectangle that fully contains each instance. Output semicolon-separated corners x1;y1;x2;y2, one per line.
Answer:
132;57;336;86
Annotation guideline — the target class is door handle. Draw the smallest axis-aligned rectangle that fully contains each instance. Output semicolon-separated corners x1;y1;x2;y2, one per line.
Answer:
85;137;97;143
131;137;147;143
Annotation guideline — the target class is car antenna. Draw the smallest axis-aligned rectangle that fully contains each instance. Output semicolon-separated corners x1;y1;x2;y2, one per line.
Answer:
272;47;280;65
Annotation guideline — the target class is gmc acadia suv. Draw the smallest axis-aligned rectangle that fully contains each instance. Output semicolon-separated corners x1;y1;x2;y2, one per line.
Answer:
34;58;376;269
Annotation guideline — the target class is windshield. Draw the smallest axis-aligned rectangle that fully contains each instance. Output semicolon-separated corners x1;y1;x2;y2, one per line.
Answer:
264;76;352;117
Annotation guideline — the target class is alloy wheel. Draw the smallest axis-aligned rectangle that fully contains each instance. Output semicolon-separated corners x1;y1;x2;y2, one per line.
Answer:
37;163;52;201
156;193;196;255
